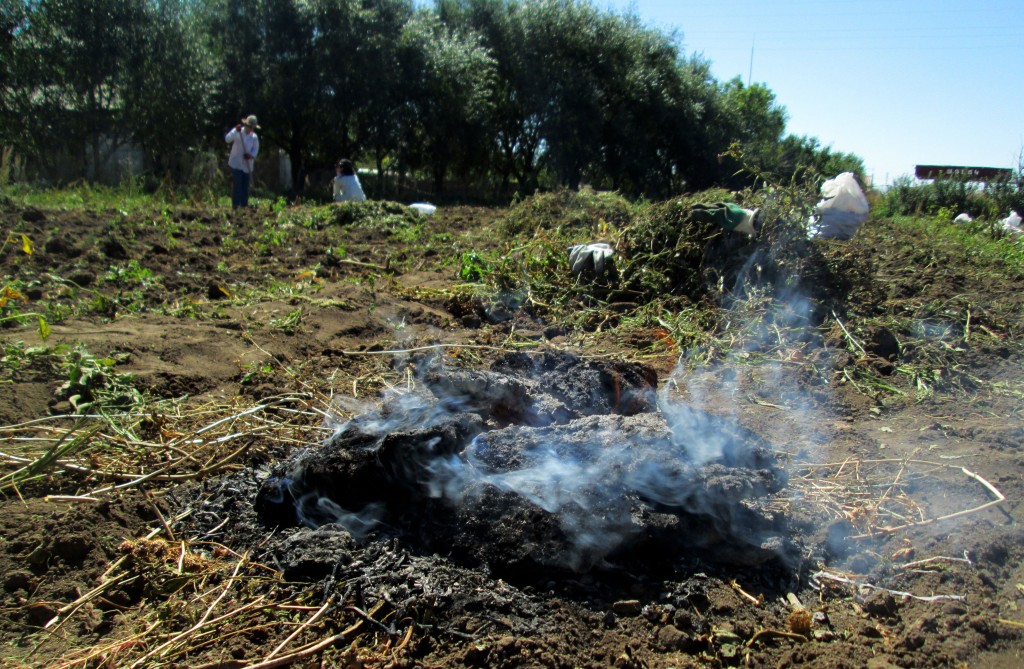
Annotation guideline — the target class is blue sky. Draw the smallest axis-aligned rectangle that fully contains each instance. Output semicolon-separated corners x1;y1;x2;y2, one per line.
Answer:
602;0;1022;186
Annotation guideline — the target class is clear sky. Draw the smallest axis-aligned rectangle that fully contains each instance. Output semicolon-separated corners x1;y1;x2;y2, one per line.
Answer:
602;0;1022;187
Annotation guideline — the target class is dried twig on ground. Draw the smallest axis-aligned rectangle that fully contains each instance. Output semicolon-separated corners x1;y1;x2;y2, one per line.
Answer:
788;458;1006;539
810;570;966;602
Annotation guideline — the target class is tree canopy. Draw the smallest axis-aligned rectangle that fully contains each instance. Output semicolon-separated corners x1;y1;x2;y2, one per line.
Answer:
1;0;864;197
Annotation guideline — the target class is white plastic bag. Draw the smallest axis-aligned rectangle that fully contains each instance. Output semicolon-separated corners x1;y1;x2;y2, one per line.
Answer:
409;202;437;216
1000;210;1022;236
811;172;870;240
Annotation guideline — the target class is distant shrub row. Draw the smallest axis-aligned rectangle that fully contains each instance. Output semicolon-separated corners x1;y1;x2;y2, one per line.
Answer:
878;173;1024;221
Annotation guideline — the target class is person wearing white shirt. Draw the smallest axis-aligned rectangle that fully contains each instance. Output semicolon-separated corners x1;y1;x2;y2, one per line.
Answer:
332;159;367;202
225;115;260;208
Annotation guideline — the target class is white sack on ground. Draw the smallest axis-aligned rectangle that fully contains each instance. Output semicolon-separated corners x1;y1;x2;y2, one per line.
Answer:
409;203;437;216
1000;210;1022;236
810;172;870;240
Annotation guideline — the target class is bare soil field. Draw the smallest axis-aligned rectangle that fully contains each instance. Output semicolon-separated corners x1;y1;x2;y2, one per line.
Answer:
0;195;1022;668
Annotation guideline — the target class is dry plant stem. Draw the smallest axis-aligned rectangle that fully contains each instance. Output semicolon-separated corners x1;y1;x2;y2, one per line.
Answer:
3;396;312;499
392;622;415;653
342;343;518;356
43;572;133;630
811;571;966;602
998;619;1024;629
156;597;273;663
193;398;298;436
851;466;1005;538
0;422;99;490
263;594;335;661
128;554;248;668
51;621;162;669
795;458;1006;538
43;494;99;502
899;553;973;570
239;618;367;669
146;491;175;540
81;436;254;496
41;510;190;633
746;629;808;647
730;580;762;605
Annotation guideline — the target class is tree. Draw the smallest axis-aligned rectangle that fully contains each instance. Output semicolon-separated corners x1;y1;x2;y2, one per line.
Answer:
1;0;866;198
591;13;690;197
3;0;215;182
521;0;605;190
124;0;217;178
654;54;727;192
316;0;415;194
773;134;865;184
16;0;151;180
715;77;788;188
437;0;544;194
398;11;496;193
0;1;31;168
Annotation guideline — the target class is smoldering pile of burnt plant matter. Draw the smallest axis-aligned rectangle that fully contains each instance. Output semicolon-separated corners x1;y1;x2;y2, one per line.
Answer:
245;351;793;584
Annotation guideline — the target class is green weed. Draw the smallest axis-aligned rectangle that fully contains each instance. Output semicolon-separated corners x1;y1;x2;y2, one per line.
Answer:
501;187;634;237
268;308;302;335
0;340;55;380
458;251;491;282
56;346;143;412
103;260;157;288
0;181;189;212
240;361;274;385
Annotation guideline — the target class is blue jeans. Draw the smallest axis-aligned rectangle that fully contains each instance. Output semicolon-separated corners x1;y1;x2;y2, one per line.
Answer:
231;168;251;208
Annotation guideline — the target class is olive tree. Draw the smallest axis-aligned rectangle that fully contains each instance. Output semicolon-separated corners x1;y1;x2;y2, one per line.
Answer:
125;0;217;177
437;0;545;194
316;0;415;193
0;1;31;172
398;11;496;193
13;0;151;180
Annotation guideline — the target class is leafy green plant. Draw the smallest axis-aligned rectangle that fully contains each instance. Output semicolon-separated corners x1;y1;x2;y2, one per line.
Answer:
279;204;336;230
257;226;287;248
268;308;303;335
458;251;491;282
240;361;274;385
103;260;157;288
55;346;142;412
0;340;56;380
500;188;633;237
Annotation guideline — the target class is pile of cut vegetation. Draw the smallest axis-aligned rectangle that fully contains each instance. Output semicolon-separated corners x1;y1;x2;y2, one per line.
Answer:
615;191;743;305
500;188;634;237
329;200;427;230
461;188;822;330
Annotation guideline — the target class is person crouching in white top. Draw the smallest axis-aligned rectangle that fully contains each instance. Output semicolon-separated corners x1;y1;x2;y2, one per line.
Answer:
333;159;367;202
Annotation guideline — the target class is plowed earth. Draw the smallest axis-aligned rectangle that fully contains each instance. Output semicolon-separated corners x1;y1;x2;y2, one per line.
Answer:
1;199;1022;668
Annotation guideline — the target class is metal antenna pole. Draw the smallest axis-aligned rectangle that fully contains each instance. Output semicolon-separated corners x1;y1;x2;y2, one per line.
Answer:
748;35;755;86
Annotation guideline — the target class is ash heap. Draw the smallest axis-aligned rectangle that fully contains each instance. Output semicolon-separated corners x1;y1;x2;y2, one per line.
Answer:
248;351;792;582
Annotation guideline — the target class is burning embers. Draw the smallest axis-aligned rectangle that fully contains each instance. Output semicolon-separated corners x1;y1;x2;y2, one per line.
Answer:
256;351;791;578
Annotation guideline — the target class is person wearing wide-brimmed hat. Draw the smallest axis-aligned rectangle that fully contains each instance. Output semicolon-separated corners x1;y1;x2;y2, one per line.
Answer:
225;115;261;208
